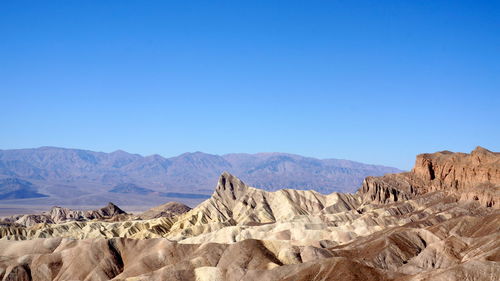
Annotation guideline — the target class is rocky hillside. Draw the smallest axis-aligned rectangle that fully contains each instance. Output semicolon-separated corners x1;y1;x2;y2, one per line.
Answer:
1;202;128;227
0;147;498;281
360;146;499;208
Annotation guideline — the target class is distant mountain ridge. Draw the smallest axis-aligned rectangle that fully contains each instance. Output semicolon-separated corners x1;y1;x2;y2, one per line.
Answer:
0;147;401;207
0;178;48;200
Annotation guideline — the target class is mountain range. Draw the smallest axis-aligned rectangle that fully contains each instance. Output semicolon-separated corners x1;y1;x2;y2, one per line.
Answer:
0;147;498;280
0;147;401;210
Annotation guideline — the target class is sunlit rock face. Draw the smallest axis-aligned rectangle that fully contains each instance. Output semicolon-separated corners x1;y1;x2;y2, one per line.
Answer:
411;146;499;207
0;148;499;281
359;146;499;208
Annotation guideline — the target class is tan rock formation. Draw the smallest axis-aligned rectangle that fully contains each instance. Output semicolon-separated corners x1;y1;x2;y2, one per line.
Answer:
137;202;191;220
0;202;128;227
0;147;499;280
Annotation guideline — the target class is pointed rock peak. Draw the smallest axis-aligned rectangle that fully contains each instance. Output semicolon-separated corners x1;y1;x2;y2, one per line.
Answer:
472;146;493;155
217;172;246;188
106;202;117;208
470;146;498;165
103;202;126;214
160;202;192;213
215;172;249;202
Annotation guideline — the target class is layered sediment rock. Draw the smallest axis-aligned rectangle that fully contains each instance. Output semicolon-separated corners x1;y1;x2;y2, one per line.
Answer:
0;147;499;280
359;173;417;204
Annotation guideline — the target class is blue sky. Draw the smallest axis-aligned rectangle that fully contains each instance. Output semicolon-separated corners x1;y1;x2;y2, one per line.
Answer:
0;1;498;169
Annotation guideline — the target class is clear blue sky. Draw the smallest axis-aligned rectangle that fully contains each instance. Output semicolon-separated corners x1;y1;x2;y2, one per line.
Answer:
1;1;498;169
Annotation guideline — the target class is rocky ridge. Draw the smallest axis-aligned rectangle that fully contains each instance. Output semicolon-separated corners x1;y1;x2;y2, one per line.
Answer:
0;147;498;281
1;202;127;227
359;146;499;208
137;202;192;220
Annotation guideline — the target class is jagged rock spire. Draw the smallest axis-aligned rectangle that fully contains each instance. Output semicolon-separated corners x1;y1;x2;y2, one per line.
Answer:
214;172;249;208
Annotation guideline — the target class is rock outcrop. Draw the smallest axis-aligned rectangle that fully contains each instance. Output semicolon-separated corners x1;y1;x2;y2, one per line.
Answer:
358;147;499;208
358;173;417;204
412;146;499;207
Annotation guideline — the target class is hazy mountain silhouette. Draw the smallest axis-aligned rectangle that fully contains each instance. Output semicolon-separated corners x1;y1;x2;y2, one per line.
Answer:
0;178;48;200
0;147;401;207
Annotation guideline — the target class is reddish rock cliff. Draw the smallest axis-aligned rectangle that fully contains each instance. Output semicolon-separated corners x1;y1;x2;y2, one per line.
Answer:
359;147;499;208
